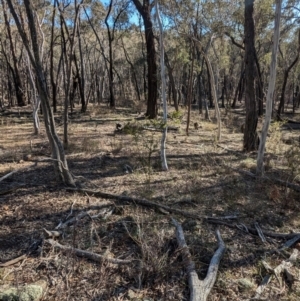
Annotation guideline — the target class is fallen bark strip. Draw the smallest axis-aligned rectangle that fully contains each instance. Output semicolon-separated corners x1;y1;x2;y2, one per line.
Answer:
172;218;225;301
45;239;132;265
0;254;27;267
67;188;207;220
235;168;300;193
280;234;300;250
207;219;300;240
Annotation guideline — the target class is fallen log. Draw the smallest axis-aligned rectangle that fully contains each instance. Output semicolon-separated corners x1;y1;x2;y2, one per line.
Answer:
66;187;206;220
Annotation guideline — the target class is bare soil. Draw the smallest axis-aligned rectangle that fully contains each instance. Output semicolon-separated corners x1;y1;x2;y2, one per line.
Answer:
1;104;300;301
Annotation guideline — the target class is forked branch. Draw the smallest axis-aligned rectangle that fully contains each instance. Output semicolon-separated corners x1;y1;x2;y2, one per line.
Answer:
172;218;225;301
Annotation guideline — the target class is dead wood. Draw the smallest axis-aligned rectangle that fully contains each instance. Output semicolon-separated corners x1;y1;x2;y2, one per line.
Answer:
142;125;179;132
66;187;207;220
172;218;225;301
45;239;132;265
254;249;299;299
0;254;27;267
43;228;61;238
55;204;113;229
207;219;300;241
280;234;300;250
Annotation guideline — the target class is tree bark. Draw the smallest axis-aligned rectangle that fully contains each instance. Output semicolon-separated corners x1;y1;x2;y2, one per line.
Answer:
186;45;195;135
105;0;116;108
243;0;259;151
1;0;25;107
277;32;300;120
6;0;75;186
165;52;178;111
132;0;157;119
155;0;168;171
256;0;281;176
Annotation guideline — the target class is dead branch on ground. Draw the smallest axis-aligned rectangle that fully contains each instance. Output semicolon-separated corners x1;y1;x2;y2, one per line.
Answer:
45;239;132;265
254;249;299;299
67;188;239;223
0;254;27;267
55;203;114;229
67;187;206;220
207;219;300;241
172;218;225;301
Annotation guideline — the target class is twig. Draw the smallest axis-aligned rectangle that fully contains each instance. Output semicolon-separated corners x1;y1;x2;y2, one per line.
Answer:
65;199;77;220
55;202;113;229
0;254;27;267
45;239;132;265
207;219;300;240
254;222;267;243
172;218;225;301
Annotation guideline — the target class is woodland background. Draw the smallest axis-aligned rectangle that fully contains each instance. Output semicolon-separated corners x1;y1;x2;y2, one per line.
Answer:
1;0;300;300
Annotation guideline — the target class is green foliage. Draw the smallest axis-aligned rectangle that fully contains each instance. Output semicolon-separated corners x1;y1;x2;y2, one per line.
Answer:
123;121;143;135
169;109;183;120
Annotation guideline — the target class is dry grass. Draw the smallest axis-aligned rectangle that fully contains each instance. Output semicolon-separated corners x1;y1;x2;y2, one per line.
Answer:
0;104;300;300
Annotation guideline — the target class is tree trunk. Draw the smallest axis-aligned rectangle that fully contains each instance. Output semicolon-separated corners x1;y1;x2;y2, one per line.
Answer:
155;0;168;171
243;0;259;152
256;0;281;175
121;37;141;102
105;0;116;108
165;52;178;111
132;0;157;119
186;46;195;135
277;32;300;120
1;0;25;107
6;0;75;186
77;19;87;112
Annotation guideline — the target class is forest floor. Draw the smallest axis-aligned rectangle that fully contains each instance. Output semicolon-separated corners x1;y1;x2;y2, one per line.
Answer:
1;103;300;301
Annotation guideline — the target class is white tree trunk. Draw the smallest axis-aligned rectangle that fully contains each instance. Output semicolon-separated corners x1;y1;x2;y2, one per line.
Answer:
155;0;168;171
26;53;40;135
256;0;282;175
194;36;221;140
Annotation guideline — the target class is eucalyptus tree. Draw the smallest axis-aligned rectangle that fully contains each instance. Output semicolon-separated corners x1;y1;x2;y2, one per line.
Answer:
243;0;259;151
155;0;168;171
56;0;83;147
257;0;281;175
1;0;25;106
6;0;75;186
104;0;130;107
132;0;158;118
277;29;300;119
